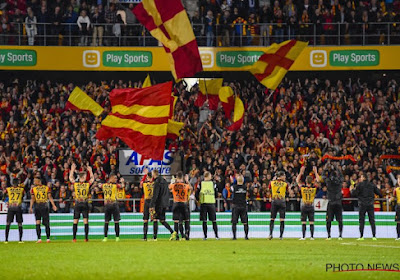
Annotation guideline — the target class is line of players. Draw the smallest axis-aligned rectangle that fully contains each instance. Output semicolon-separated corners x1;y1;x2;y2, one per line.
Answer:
3;162;400;243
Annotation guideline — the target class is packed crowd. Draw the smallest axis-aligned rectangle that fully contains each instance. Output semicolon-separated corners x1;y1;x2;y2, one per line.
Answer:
197;0;400;46
0;75;399;214
2;0;400;46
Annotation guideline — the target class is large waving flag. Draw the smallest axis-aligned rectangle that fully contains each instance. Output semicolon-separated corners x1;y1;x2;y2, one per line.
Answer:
133;0;203;79
250;40;308;90
66;87;104;116
96;82;172;160
194;78;223;110
227;97;244;131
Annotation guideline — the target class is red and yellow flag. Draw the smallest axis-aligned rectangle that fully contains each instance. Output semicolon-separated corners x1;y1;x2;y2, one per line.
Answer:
219;86;235;119
250;40;308;90
194;78;223;110
65;87;104;116
133;0;203;80
96;82;172;160
227;97;244;131
142;74;152;88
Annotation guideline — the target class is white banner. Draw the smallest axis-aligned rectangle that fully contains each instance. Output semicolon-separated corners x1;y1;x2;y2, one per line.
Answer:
0;201;8;213
118;149;174;176
314;199;329;211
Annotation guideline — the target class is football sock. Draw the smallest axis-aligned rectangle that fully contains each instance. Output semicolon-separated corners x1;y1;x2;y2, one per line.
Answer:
179;223;184;237
326;222;332;237
310;224;314;238
397;224;400;238
73;223;78;239
45;224;50;239
5;224;10;242
18;224;23;241
84;224;89;239
174;222;179;233
115;223;120;237
185;221;190;238
244;224;249;238
232;223;237;239
36;224;41;240
338;221;343;237
161;221;173;233
104;223;109;237
269;220;274;236
280;221;285;238
202;221;208;238
302;224;306;238
153;221;158;238
143;222;148;239
212;221;219;238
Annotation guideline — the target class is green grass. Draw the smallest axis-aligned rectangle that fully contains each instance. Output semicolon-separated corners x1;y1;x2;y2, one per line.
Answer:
1;238;399;280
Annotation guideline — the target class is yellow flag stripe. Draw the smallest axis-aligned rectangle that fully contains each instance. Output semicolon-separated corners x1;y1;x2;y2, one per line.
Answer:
112;104;170;118
163;10;196;50
69;87;104;116
102;115;167;136
167;119;184;135
285;41;308;60
233;97;244;122
260;66;288;90
142;0;163;26
218;86;234;103
142;74;152;88
199;79;223;95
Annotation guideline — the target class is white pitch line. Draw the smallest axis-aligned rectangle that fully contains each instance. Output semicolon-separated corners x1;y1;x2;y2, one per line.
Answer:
341;242;400;249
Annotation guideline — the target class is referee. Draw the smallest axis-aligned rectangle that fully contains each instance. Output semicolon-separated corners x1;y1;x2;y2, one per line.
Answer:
350;172;382;241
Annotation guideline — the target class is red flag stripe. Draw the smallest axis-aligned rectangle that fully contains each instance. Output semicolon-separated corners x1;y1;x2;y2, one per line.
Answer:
110;82;172;107
96;126;165;160
132;3;157;31
171;40;202;78
154;0;184;23
111;113;169;125
65;102;93;114
254;40;297;81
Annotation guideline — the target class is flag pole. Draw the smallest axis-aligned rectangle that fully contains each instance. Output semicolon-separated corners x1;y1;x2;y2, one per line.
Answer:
203;78;209;101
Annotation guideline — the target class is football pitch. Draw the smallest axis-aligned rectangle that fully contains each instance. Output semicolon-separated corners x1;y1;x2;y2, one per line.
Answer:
1;238;399;280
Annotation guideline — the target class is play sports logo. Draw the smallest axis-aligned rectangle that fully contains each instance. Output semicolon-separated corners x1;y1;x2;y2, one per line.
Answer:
310;50;327;68
83;50;100;68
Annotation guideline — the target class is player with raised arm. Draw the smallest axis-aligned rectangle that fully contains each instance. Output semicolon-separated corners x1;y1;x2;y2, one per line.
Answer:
169;171;192;240
231;174;249;240
69;162;94;242
296;166;317;240
4;178;25;243
315;161;344;240
101;173;124;242
141;168;154;241
197;171;219;240
268;171;289;240
29;177;58;243
149;169;175;240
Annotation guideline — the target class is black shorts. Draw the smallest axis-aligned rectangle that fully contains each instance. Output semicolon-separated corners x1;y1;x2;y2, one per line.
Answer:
105;203;121;222
231;205;248;224
271;200;286;219
143;199;151;221
301;205;315;222
7;206;23;224
73;202;89;219
395;205;400;222
172;202;190;221
34;203;49;224
326;201;343;222
154;206;166;221
200;203;217;222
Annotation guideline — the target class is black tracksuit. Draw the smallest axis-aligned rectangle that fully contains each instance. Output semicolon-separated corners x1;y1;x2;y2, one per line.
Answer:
351;180;382;238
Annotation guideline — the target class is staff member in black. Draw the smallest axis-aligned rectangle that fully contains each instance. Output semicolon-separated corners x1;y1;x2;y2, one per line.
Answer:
350;172;382;240
315;161;344;240
149;169;175;240
231;175;249;240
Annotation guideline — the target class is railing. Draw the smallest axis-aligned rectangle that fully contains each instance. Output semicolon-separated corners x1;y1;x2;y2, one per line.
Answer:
1;22;400;47
2;197;395;213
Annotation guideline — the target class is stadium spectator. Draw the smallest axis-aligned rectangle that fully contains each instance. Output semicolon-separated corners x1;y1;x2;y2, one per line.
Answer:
77;9;90;46
25;7;37;46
